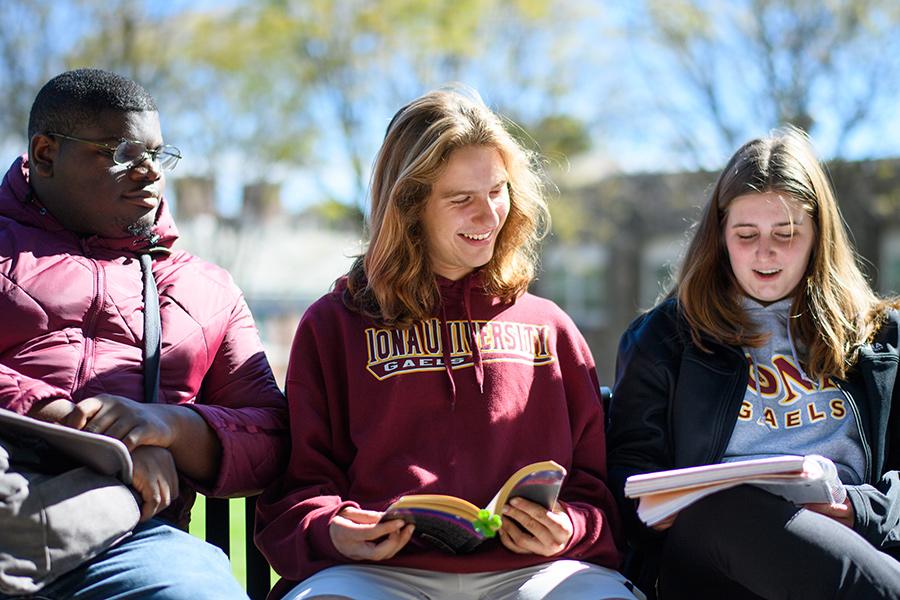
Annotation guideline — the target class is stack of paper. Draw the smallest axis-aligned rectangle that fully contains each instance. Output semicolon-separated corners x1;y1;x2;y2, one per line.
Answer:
625;455;845;527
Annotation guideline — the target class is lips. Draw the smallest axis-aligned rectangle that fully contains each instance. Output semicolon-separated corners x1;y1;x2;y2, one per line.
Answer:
122;188;160;209
459;231;493;242
753;268;781;280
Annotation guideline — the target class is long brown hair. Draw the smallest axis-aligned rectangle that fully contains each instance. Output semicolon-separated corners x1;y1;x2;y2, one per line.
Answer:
676;126;895;379
345;88;550;326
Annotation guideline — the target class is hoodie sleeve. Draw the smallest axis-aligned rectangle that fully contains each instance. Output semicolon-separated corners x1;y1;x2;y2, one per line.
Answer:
553;314;624;569
254;299;358;582
186;292;289;497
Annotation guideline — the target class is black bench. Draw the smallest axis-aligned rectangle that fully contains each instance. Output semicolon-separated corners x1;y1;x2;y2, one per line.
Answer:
204;496;272;600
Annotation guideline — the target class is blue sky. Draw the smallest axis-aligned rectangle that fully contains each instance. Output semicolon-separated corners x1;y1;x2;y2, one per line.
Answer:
5;0;900;215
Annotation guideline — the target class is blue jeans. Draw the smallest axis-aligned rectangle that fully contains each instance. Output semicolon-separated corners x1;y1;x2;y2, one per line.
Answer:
1;519;248;600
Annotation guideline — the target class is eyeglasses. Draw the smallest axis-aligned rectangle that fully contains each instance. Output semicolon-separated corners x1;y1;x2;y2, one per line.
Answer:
48;132;182;171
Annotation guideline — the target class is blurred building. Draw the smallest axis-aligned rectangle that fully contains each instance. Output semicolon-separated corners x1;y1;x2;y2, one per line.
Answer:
537;158;900;385
169;159;900;389
171;177;361;385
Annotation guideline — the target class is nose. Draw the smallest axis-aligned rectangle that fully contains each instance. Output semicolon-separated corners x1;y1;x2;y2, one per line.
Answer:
471;194;501;227
129;153;163;181
757;236;775;257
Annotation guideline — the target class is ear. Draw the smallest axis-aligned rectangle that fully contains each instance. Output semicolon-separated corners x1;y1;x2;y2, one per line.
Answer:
28;133;58;178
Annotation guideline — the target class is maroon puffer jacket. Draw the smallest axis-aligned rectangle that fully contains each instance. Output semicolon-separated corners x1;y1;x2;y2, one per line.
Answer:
0;156;288;523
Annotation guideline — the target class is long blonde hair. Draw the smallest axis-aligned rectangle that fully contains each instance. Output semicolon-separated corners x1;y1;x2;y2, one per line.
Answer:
345;88;550;326
677;126;895;379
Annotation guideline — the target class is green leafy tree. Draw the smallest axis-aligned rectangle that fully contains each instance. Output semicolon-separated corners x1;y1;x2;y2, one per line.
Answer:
0;1;77;146
184;0;592;208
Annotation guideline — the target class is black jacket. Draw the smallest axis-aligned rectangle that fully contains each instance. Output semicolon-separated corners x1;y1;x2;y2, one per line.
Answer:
607;298;900;555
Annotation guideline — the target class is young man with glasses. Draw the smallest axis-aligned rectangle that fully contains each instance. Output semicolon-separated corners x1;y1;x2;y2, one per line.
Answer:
0;68;287;599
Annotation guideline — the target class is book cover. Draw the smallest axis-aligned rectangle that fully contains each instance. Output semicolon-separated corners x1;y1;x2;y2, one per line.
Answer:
381;460;566;554
625;455;845;527
0;408;133;484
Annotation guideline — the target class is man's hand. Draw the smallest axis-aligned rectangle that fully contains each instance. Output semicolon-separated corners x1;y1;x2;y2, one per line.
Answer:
131;445;179;522
63;394;175;451
26;397;78;423
498;497;573;556
329;507;415;561
804;498;855;528
64;394;221;485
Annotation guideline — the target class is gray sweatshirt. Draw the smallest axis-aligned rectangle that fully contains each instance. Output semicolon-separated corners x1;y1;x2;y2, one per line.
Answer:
722;297;866;485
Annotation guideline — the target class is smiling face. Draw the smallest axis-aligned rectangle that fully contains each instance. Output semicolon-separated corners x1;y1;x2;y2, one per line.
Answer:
420;145;510;280
724;191;815;304
32;110;165;239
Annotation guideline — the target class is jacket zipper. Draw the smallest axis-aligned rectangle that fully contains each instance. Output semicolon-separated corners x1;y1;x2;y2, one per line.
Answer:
707;345;748;464
836;382;872;484
72;249;105;401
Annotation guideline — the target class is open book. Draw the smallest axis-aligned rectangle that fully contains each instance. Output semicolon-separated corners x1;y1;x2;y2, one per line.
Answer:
381;460;566;554
0;408;133;484
625;455;845;527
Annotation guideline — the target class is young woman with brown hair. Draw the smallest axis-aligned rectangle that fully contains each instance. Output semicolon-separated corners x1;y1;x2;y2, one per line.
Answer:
607;127;900;599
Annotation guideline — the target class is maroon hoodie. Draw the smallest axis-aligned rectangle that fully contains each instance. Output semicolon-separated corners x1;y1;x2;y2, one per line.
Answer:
256;273;623;598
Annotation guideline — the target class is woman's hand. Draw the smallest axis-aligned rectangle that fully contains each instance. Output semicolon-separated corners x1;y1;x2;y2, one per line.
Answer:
498;497;573;556
804;498;855;528
329;507;415;561
650;512;678;531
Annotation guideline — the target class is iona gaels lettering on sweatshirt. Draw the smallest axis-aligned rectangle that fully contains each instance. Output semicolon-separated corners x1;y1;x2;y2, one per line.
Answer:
364;318;555;380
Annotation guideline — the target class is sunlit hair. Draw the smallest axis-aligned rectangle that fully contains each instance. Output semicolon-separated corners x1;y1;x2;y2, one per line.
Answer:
345;87;550;326
676;126;896;380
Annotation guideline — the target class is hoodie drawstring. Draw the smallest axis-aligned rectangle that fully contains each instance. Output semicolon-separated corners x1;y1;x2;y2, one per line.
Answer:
438;300;458;409
750;353;762;404
463;278;485;396
786;315;818;390
436;273;487;409
745;297;818;414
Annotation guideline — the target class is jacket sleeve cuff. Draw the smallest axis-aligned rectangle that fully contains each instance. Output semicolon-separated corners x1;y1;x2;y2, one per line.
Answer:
845;483;898;548
180;404;241;495
847;485;871;537
561;500;587;554
182;402;289;496
311;500;360;561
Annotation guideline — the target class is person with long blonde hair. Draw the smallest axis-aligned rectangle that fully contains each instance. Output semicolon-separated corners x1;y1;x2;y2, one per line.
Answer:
607;126;900;598
255;88;641;599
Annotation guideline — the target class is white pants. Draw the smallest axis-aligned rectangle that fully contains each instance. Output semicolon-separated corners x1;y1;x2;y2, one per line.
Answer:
283;560;645;600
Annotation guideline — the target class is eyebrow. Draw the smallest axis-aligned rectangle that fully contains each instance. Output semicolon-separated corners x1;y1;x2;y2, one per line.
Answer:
438;179;508;199
730;221;795;228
